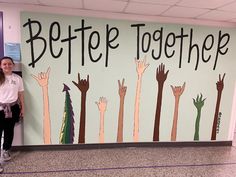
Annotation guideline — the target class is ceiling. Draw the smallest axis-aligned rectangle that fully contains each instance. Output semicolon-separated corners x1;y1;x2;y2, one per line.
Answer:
1;0;236;26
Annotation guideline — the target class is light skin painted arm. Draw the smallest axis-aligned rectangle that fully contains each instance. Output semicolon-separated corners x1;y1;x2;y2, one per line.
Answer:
133;57;149;142
170;82;185;141
31;67;51;144
96;97;107;143
117;79;127;143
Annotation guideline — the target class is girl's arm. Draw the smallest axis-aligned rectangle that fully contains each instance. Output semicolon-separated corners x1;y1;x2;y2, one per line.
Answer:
18;91;25;117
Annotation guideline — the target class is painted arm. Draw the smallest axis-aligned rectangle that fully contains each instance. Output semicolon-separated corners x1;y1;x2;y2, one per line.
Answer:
133;57;149;142
117;79;127;143
193;94;206;140
96;97;107;143
153;63;169;141
31;67;51;144
170;82;185;141
72;73;89;143
211;73;225;140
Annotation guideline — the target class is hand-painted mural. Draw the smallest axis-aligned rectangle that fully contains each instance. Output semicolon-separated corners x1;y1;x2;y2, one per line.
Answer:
20;12;236;145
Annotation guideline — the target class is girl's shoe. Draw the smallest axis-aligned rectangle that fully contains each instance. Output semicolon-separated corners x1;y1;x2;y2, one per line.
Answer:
3;150;11;161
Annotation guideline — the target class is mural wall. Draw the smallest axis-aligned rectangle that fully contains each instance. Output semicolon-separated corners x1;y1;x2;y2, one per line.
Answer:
20;12;236;145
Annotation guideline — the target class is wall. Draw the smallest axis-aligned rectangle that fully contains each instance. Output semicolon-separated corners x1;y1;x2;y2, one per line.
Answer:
1;3;236;146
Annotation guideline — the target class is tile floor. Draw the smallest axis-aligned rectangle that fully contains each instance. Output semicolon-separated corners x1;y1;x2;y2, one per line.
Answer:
1;135;236;176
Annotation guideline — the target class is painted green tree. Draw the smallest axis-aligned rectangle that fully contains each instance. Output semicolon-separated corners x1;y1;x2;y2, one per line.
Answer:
193;94;206;141
59;84;75;144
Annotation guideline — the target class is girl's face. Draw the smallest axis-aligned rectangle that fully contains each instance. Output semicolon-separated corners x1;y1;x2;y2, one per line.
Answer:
0;58;14;75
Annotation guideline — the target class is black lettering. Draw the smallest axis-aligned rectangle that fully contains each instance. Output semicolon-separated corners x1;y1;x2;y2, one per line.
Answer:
214;31;230;70
61;25;77;74
131;24;145;59
202;34;214;63
176;28;188;68
164;32;175;58
49;22;63;58
106;25;119;67
152;28;163;60
188;29;200;70
88;31;102;62
142;32;151;53
23;18;46;68
74;19;92;66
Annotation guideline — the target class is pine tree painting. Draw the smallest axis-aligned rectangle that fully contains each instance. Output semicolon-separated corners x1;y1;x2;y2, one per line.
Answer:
59;84;75;144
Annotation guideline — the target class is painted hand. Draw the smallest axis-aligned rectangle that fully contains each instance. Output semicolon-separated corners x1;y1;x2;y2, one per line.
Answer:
216;73;225;92
72;73;89;93
96;97;107;113
193;94;206;110
171;82;186;98
156;63;169;84
118;78;127;99
31;67;50;87
135;56;149;76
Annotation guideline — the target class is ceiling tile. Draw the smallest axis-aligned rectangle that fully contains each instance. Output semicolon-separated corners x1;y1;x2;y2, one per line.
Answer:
84;0;127;12
0;0;236;26
197;10;236;21
125;2;170;15
39;0;83;8
130;0;179;5
0;0;39;4
162;6;209;18
177;0;235;9
218;1;236;12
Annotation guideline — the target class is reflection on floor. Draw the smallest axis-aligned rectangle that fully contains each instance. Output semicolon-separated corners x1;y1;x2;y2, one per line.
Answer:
1;134;236;177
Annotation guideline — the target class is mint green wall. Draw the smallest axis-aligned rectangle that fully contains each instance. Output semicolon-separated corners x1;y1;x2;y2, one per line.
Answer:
20;12;236;145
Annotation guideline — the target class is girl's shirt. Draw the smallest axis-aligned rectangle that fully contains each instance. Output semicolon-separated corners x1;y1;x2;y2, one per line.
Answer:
0;73;24;105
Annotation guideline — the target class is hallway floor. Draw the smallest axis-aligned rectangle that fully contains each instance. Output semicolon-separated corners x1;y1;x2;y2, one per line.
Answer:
1;135;236;177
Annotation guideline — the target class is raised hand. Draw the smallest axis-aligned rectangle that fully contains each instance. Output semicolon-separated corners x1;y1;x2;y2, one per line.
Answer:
118;79;127;99
156;63;169;84
31;67;51;144
117;79;127;143
171;82;186;98
31;67;50;87
72;73;89;93
96;97;107;113
153;63;169;141
216;73;225;92
135;56;149;76
133;56;149;142
193;93;206;141
211;73;226;140
170;82;186;141
96;97;107;144
193;94;206;110
73;73;90;143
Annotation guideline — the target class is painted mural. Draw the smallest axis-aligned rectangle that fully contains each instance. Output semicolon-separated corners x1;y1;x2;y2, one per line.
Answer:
20;12;236;145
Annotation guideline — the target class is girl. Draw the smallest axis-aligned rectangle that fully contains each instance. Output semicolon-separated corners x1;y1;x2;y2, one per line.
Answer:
0;56;24;165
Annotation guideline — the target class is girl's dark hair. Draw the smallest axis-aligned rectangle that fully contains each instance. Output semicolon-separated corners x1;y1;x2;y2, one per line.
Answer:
0;56;15;85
